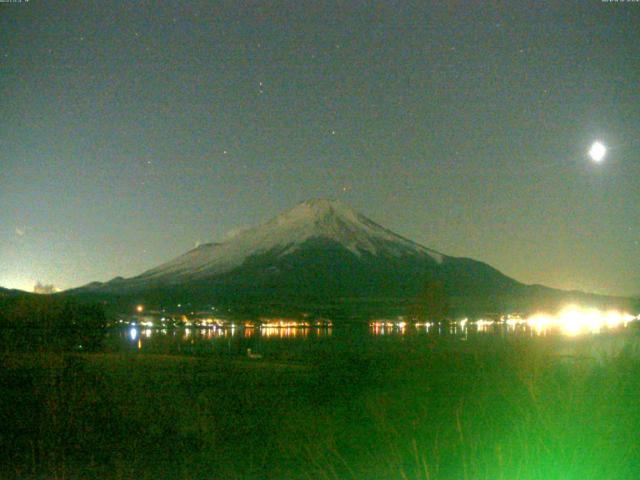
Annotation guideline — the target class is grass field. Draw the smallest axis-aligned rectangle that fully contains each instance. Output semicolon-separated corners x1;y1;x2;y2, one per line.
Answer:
2;336;640;479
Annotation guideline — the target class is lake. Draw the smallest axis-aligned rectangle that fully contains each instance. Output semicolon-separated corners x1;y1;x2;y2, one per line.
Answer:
106;317;640;362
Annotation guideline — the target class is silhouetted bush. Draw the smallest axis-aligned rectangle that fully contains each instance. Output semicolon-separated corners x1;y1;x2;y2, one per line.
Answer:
0;296;107;351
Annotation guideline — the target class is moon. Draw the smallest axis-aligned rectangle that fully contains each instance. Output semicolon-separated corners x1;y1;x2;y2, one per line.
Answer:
589;141;606;163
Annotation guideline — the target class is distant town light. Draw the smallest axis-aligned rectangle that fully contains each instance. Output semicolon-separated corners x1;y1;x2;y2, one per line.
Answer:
525;305;633;336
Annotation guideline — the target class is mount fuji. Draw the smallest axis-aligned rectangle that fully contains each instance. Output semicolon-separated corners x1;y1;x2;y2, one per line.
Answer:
131;198;446;285
71;199;632;318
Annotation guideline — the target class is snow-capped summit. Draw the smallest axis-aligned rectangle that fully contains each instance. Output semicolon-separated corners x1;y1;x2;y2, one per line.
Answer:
133;198;444;285
70;199;632;317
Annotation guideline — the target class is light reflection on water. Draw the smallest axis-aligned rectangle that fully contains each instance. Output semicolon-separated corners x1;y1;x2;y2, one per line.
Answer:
369;307;638;338
115;311;639;359
123;316;638;346
116;324;335;355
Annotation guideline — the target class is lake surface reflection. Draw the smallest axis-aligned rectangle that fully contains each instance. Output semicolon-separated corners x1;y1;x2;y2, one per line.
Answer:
106;314;640;361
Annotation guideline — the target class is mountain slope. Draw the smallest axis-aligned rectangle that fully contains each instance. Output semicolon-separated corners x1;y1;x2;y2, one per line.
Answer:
71;199;634;317
0;287;31;298
132;199;444;286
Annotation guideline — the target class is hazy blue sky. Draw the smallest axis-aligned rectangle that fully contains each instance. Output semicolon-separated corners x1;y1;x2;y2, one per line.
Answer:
1;1;638;296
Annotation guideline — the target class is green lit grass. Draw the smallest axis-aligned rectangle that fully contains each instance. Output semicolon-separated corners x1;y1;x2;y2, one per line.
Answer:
1;338;639;479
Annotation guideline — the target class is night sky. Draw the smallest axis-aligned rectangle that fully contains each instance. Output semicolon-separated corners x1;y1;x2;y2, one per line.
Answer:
1;1;639;296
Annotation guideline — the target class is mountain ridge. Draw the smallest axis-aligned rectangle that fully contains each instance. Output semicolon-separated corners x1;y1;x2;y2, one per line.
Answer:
68;199;637;317
103;198;446;288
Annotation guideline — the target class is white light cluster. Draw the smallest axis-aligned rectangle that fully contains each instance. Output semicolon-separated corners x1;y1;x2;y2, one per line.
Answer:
525;305;635;336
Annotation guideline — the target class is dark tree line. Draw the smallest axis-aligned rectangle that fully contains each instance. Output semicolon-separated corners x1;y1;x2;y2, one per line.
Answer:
412;280;449;321
0;295;107;352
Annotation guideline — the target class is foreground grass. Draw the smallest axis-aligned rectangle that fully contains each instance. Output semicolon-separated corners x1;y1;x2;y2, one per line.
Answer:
1;337;640;479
